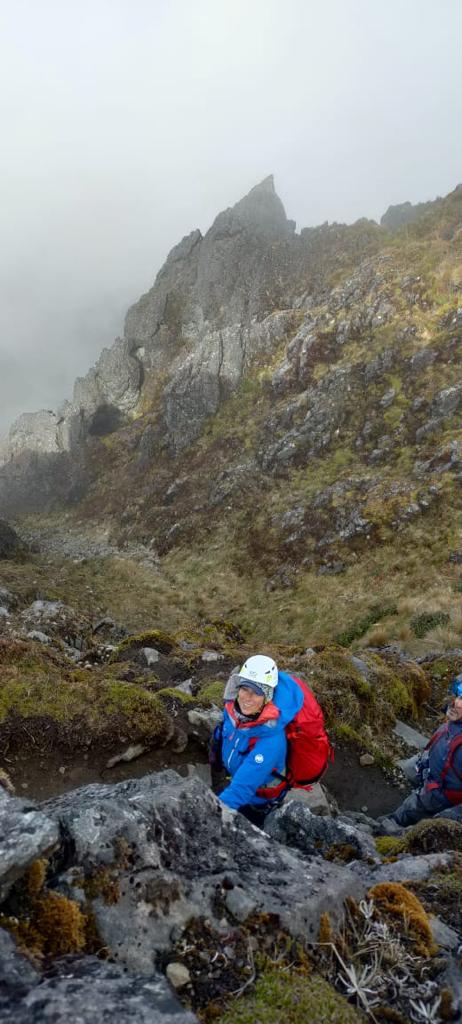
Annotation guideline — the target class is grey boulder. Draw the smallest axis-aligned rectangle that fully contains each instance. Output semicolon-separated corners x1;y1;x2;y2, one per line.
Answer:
0;790;59;901
0;949;197;1024
43;770;369;973
265;800;379;862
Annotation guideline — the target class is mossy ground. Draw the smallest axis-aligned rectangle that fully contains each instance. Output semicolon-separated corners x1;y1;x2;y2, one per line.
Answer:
197;680;226;704
408;853;462;931
216;966;366;1024
367;882;436;956
0;623;432;766
376;818;462;860
0;637;170;751
4;502;462;661
401;816;462;854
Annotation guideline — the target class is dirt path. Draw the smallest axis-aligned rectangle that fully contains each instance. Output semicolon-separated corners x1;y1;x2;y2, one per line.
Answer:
5;742;208;802
5;741;406;816
326;746;406;816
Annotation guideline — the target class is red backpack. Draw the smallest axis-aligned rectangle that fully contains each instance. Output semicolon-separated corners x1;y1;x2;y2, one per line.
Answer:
281;675;334;788
425;724;462;805
254;676;334;799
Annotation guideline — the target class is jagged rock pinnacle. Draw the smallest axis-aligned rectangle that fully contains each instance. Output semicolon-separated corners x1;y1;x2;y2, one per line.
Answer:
248;174;276;194
209;174;292;241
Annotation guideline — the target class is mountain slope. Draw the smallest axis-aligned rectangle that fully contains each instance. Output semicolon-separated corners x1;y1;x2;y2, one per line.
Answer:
1;179;462;647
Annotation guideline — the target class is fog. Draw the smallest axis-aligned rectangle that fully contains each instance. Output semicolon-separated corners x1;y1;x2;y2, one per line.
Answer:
1;0;461;436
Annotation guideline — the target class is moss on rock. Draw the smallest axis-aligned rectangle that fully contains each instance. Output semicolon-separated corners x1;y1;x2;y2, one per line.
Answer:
198;680;226;705
374;835;404;858
306;646;414;744
367;881;436;956
155;686;197;705
110;627;177;660
0;859;87;960
401;816;462;854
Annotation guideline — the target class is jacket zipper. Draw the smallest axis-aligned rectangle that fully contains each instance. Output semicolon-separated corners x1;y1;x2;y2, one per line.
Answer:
226;731;243;773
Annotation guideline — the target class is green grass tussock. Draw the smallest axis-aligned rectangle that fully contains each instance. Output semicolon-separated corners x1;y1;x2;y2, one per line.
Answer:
217;964;365;1024
335;603;398;647
410;610;451;638
197;680;226;705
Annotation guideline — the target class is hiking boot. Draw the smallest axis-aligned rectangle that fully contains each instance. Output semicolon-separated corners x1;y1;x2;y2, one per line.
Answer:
375;815;404;837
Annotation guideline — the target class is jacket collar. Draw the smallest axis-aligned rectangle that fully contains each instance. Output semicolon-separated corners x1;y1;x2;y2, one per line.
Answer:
225;699;280;728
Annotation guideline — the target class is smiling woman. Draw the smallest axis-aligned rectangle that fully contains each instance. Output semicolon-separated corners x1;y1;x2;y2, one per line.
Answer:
211;653;332;828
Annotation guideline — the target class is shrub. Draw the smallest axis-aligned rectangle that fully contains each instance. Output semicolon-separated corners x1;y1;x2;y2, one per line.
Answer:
335;603;397;647
410;611;450;638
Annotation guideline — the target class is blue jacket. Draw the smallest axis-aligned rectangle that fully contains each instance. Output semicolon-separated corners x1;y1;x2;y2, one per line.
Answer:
426;720;462;798
219;671;303;810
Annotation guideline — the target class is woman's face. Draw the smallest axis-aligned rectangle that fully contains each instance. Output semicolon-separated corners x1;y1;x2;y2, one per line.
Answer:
237;685;265;715
447;696;462;722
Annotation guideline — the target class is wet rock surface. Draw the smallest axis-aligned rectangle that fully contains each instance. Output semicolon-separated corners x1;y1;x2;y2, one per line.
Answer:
0;790;58;900
0;945;197;1024
265;799;380;862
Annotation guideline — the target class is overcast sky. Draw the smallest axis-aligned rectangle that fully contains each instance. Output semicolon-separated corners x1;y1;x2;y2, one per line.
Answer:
1;0;461;436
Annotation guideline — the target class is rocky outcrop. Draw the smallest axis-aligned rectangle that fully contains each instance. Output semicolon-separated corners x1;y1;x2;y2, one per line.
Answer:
2;338;143;466
125;176;295;354
380;197;437;230
0;770;369;1021
0;519;25;560
7;410;62;457
42;770;366;969
0;789;58;900
1;177;461;559
0;177;305;502
0;933;196;1024
1;767;461;1023
1;178;296;464
164;310;298;452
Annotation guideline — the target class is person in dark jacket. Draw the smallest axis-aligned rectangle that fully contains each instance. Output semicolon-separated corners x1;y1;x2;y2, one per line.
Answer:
212;654;303;827
381;676;462;830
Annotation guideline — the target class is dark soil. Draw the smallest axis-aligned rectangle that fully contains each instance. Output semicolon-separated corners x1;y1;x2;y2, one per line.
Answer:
325;744;408;816
3;740;209;802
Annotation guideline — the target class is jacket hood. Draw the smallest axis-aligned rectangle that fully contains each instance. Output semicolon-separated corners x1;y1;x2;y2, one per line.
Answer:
274;670;304;726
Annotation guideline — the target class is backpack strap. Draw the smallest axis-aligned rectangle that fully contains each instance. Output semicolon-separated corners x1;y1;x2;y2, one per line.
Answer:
440;732;462;800
425;723;447;752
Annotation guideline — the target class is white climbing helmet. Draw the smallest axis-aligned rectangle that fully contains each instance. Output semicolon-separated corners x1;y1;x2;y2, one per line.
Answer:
239;654;278;691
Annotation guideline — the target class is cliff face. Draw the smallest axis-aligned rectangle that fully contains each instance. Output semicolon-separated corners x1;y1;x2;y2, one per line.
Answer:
1;179;462;590
0;178;299;472
0;176;382;506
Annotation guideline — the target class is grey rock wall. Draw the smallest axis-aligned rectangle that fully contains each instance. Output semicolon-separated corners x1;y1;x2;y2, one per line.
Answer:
0;177;298;474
